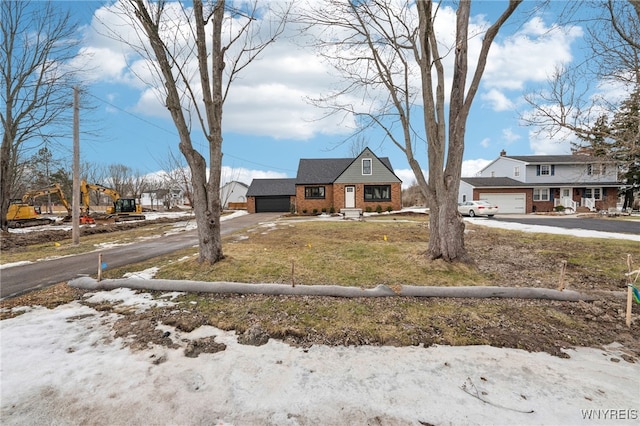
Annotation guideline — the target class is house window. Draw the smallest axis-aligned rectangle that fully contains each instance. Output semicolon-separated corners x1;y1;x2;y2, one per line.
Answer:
533;188;550;201
587;164;606;175
514;166;520;177
536;164;555;176
362;158;372;175
585;188;602;200
304;186;325;199
490;171;495;177
364;185;391;201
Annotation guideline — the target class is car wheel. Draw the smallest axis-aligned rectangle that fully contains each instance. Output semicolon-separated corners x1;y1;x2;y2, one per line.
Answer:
488;214;494;218
468;210;475;217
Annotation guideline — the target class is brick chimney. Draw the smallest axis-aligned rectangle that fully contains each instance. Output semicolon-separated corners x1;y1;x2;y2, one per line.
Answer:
499;149;506;157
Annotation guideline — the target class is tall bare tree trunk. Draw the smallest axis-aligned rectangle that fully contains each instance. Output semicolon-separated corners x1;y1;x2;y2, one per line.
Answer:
131;0;223;263
416;0;520;263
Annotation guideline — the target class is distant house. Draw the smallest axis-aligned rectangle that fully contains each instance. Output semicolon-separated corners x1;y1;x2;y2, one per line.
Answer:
141;188;185;210
220;180;249;209
459;150;621;213
247;148;402;214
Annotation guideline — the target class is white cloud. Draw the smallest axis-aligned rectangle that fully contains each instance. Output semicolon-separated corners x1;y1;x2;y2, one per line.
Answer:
481;89;515;112
501;128;521;144
394;169;423;189
462;159;492;177
479;137;491;148
484;17;583;91
221;166;288;186
528;127;575;155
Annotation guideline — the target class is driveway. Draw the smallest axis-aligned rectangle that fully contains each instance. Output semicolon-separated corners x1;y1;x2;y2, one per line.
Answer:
0;213;281;299
492;215;640;235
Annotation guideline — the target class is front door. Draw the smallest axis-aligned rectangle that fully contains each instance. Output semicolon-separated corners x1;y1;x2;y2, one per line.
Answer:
345;186;355;208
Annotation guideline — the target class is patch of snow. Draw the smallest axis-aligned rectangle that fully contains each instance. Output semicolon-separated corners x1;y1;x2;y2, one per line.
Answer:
0;260;33;269
1;294;637;425
82;287;173;312
122;267;159;280
467;218;640;242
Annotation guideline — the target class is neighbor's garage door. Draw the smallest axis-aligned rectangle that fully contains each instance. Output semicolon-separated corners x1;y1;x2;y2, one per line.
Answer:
479;193;525;214
255;196;290;213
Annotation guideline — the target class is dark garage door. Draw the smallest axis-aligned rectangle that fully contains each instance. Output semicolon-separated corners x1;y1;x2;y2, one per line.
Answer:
255;196;290;213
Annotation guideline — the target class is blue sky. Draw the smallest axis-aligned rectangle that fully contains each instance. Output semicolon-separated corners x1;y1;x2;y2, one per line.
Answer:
46;1;612;187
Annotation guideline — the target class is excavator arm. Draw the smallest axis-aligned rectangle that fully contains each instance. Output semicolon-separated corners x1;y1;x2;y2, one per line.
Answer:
21;183;72;216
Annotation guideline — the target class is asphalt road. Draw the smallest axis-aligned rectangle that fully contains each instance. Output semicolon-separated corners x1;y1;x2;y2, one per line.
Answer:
0;213;281;299
493;215;640;235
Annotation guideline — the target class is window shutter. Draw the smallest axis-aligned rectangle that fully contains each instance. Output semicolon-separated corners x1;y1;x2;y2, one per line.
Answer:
602;188;606;196
536;165;541;176
551;165;555;176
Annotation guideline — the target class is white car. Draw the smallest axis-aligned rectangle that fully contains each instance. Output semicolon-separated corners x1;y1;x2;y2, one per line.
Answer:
458;200;498;217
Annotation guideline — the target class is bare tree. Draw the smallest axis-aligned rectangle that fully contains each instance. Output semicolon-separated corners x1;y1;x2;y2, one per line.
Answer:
0;1;80;231
300;0;521;262
158;148;194;208
104;0;288;263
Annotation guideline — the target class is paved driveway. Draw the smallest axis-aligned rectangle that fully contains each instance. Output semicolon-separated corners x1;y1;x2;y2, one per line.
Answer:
0;213;281;299
492;215;640;235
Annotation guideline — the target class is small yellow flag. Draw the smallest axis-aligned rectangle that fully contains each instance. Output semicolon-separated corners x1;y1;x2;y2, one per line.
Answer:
54;242;61;247
307;242;312;248
383;235;387;241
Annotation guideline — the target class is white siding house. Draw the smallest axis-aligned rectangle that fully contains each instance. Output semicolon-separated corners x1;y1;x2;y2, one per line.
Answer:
461;151;621;214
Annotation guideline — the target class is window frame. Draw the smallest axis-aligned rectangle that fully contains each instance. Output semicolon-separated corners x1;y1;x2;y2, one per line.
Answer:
513;166;520;177
533;188;550;201
362;158;372;175
304;186;325;199
585;188;602;200
540;165;550;176
364;185;391;202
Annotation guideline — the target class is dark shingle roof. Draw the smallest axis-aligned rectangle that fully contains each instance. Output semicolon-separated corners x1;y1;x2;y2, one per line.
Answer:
296;158;352;184
246;178;296;196
504;155;600;164
296;157;395;184
461;177;524;187
461;177;621;188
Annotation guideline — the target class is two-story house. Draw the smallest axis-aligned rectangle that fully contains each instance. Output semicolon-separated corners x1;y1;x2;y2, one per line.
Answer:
459;150;621;214
247;148;402;214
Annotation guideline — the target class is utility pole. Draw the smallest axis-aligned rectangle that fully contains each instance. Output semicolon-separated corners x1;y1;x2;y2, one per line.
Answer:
72;87;80;245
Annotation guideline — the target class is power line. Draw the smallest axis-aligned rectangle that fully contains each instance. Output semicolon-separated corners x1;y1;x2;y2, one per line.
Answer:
87;93;296;173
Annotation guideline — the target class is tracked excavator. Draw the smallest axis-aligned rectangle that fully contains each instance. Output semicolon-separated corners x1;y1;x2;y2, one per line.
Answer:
81;180;145;222
6;183;94;227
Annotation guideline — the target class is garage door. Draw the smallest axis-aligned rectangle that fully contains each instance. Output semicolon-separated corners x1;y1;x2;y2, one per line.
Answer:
479;193;525;214
255;196;291;213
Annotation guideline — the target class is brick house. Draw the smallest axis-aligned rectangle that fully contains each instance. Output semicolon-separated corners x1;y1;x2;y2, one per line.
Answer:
459;150;621;213
247;148;402;214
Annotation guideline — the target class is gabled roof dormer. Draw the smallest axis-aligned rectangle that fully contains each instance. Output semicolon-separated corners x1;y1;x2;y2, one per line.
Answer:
334;147;401;184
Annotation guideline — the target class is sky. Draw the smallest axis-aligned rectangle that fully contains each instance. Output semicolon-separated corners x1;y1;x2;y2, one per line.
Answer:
2;217;639;424
36;1;623;188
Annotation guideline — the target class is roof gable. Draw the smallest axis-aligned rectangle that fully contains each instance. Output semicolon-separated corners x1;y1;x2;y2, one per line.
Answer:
296;147;400;184
334;147;401;184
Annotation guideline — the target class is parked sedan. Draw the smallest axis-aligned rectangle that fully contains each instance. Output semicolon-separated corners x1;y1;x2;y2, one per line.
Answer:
458;200;498;217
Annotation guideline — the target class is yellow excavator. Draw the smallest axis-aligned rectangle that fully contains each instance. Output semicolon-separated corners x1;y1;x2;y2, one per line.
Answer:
7;183;93;227
81;180;145;221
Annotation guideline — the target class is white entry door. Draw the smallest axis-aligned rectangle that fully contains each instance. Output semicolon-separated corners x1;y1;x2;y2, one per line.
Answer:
345;186;356;208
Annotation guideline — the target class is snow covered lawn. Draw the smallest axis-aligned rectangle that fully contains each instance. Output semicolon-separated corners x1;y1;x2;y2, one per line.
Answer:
1;289;638;425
